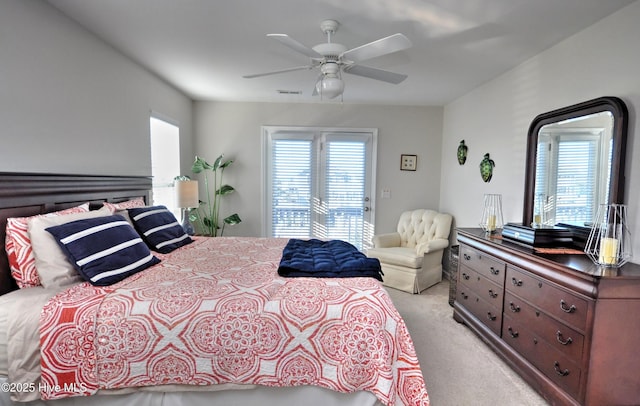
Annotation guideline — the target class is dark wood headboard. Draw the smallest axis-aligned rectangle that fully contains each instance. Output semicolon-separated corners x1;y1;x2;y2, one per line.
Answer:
0;172;152;295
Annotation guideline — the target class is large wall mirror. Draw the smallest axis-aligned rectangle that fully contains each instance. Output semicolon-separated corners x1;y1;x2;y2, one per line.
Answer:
523;96;628;229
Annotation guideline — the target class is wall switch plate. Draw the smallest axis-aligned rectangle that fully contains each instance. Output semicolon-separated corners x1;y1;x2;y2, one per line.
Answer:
381;189;391;198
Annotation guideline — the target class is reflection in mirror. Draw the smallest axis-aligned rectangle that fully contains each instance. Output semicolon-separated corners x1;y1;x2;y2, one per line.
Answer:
523;97;628;230
533;111;614;227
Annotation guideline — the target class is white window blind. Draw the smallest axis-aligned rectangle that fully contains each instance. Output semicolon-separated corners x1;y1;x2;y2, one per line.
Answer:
555;139;597;223
324;140;366;246
534;140;550;222
270;139;313;239
150;116;180;218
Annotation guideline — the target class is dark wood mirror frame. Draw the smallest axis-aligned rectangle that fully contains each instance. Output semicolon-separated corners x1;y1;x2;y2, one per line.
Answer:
522;96;629;228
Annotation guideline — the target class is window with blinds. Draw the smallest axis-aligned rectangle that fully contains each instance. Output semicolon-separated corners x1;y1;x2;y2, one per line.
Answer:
534;139;551;224
324;140;366;245
270;139;313;239
150;115;180;219
555;139;597;223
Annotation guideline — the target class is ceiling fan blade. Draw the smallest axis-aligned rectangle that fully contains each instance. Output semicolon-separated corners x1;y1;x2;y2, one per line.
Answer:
343;65;408;84
341;33;412;63
267;34;323;58
242;65;313;79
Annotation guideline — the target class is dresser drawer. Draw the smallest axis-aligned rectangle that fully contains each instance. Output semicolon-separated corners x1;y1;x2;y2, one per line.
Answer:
503;314;582;399
459;245;505;285
506;266;590;332
459;266;504;308
456;282;502;336
504;291;584;362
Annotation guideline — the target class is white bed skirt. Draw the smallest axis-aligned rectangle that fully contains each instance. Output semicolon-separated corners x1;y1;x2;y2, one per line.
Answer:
0;376;381;406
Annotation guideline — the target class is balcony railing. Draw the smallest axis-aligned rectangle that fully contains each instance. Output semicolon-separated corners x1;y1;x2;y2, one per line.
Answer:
272;206;364;249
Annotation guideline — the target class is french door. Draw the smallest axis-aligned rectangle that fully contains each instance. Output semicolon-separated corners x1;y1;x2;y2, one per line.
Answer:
263;126;376;250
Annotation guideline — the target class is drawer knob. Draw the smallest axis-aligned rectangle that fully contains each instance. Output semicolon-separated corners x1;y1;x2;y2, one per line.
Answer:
560;300;577;314
556;331;573;346
511;277;523;287
508;327;519;338
554;361;570;377
460;291;469;300
462;273;470;280
488;289;499;299
487;312;497;321
463;254;471;261
509;302;521;313
490;266;500;275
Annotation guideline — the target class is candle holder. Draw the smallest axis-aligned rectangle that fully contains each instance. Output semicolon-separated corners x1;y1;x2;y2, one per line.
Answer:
585;204;632;267
480;194;504;234
532;193;546;227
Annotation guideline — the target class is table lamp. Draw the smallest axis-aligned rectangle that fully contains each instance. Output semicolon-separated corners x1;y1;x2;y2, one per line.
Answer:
175;180;199;235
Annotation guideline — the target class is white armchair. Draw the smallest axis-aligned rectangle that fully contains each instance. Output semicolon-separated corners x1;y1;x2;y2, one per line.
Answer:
367;209;452;293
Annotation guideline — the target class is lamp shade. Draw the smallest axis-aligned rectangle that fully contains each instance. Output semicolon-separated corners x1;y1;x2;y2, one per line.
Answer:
175;180;199;208
316;76;344;99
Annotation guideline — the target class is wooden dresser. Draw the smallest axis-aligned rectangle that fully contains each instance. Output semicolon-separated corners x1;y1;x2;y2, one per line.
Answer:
454;228;640;406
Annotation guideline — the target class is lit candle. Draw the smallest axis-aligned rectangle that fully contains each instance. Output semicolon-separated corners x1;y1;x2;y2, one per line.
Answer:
599;237;619;265
487;214;496;232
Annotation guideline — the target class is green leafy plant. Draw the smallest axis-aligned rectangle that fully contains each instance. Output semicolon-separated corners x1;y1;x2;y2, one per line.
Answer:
191;155;241;236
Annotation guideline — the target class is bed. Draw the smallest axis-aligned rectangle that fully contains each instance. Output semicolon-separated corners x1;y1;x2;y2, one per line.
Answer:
0;173;429;406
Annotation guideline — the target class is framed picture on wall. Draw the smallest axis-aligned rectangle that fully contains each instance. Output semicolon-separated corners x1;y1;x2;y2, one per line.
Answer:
401;154;417;171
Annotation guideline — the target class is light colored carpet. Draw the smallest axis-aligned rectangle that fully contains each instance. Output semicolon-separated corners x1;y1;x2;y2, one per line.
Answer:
386;280;550;406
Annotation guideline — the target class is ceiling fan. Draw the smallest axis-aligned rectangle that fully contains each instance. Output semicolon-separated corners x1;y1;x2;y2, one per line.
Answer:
243;20;412;99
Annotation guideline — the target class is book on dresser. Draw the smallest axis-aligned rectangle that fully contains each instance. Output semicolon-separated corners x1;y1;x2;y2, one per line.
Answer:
453;228;640;406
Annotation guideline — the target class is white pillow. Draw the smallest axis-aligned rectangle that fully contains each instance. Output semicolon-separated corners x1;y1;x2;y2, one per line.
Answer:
28;207;112;288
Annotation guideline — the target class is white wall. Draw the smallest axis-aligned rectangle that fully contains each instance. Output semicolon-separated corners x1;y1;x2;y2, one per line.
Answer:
0;0;194;177
440;1;640;254
194;102;443;237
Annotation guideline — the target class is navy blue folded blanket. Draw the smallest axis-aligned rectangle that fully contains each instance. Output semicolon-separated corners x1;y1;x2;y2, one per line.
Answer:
278;239;383;281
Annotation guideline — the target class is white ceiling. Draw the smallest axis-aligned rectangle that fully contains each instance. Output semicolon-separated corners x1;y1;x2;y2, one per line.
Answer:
46;0;635;106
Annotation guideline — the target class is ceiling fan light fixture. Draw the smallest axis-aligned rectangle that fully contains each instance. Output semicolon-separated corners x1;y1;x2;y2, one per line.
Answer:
316;76;344;99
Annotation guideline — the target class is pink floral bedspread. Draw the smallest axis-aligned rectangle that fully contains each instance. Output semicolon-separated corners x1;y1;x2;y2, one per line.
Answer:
39;237;429;405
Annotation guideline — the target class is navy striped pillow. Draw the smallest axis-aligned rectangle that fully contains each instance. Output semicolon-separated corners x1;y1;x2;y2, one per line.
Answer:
46;215;160;286
128;206;192;253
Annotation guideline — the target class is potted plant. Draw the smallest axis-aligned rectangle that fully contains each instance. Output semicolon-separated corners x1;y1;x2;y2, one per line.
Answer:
191;155;241;236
